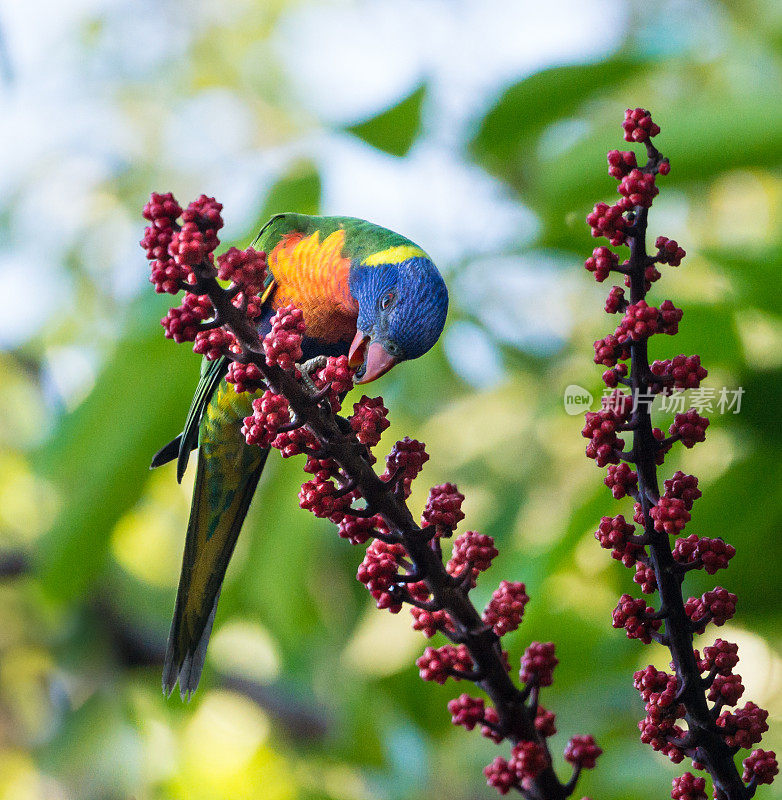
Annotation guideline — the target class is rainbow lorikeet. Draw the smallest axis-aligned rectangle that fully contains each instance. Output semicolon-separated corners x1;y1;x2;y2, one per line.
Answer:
152;213;449;699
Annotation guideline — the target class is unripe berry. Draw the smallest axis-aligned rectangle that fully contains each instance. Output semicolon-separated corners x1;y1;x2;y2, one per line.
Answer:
482;581;529;636
509;741;548;781
564;735;602;769
671;773;706;800
447;694;485;731
349;395;390;447
484;757;518;795
421;483;465;533
670;409;709;448
622;107;660;143
520;642;557;687
742;749;778;785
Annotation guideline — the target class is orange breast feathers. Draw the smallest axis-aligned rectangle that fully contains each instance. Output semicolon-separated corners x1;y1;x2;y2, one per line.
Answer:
268;229;359;343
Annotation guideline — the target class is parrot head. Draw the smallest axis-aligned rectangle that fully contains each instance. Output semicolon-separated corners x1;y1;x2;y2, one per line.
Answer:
348;257;449;384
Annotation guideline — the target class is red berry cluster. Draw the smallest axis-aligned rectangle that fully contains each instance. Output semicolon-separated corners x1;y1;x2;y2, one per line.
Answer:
356;539;408;612
742;749;779;786
161;294;213;343
673;534;736;574
416;644;474;684
519;641;558;687
671;773;707;800
349;395;390;446
483;581;530;636
241;390;290;448
226;360;265;394
594;514;643;566
618;168;658;208
312;355;355;412
446;530;498;587
586;199;630;246
140;191;273;370
564;735;603;769
421;482;465;533
622;107;661;142
582;406;628;467
651;355;707;391
584;246;620;282
656;236;686;266
216;247;267;294
604;462;637;499
670;409;710;448
381;436;429;497
582;114;774;799
263;304;305;372
607;149;638;178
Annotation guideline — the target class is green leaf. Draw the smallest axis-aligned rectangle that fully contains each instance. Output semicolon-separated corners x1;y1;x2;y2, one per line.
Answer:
257;160;321;221
33;292;197;601
346;83;426;157
702;246;782;316
469;55;654;177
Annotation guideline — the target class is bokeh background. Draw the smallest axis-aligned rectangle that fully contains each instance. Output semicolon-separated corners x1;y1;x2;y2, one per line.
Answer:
0;0;780;798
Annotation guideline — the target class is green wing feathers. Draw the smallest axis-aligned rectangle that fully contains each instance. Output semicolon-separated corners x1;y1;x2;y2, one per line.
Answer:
162;381;268;699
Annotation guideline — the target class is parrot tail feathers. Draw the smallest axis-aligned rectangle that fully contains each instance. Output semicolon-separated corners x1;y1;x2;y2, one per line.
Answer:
150;434;183;469
162;446;269;700
163;588;220;700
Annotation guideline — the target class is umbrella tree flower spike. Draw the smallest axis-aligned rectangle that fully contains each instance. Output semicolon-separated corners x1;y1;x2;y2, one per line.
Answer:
582;109;776;800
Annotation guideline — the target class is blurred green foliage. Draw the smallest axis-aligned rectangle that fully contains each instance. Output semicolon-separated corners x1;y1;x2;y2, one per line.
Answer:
0;2;781;799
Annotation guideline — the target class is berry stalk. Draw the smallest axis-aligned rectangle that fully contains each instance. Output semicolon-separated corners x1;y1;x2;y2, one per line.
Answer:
584;110;776;800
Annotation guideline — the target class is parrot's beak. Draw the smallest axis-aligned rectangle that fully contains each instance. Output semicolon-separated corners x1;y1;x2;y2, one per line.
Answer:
348;329;370;368
354;341;398;384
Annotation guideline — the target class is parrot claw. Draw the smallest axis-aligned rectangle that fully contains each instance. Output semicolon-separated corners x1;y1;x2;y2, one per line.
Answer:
297;355;329;395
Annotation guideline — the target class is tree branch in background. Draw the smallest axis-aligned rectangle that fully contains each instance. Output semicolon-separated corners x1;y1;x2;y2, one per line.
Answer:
141;192;601;799
583;108;777;800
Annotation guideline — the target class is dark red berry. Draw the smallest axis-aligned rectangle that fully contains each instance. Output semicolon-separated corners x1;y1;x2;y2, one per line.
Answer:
446;530;498;587
607;149;638;179
484;757;518;795
193;327;237;360
685;587;737;631
564;735;602;769
651;497;690;535
670;410;709;448
671;772;706;800
585;246;619;282
482;581;529;636
349;395;390;447
520;642;557;687
447;694;485;731
263;304;306;371
604;463;637;499
622;107;660;143
617;168;658;208
612;594;661;643
242;390;290;448
143;191;182;223
655;236;685;266
663;471;701;511
416;644;473;684
421;482;465;533
594;515;643;567
716;702;769;750
742;749;778;785
509;741;548;781
216;247;267;293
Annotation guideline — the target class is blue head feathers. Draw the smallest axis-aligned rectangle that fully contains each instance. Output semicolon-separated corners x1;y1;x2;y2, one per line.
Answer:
349;256;448;382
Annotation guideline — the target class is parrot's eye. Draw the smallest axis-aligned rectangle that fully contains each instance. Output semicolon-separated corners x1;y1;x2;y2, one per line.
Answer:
380;291;395;310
